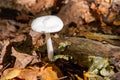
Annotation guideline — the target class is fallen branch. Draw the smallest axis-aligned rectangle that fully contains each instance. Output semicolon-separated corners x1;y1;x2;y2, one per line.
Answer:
53;37;120;66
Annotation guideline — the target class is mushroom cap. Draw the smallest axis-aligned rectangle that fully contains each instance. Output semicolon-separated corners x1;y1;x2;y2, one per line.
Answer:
31;15;63;33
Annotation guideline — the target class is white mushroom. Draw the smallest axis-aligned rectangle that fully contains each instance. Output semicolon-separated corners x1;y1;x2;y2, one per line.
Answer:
31;15;63;61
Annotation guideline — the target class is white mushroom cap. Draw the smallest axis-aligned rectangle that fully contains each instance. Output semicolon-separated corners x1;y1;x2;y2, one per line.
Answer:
31;15;63;33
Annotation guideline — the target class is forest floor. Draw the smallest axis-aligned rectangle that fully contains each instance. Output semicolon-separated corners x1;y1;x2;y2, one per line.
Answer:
0;0;120;80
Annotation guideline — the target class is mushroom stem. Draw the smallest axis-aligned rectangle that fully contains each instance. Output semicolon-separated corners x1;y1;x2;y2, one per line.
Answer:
45;33;54;61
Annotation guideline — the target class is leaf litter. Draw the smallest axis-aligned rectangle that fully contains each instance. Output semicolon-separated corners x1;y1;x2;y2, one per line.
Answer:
0;0;120;80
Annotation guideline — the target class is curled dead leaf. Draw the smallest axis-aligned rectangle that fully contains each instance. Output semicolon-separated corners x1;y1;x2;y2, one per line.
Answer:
12;47;34;68
1;68;21;80
39;66;58;80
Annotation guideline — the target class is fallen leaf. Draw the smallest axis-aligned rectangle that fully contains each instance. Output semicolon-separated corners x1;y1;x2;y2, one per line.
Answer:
113;20;120;26
75;74;83;80
16;13;30;22
18;68;39;80
0;68;21;80
12;47;34;68
29;30;44;47
29;30;41;45
16;0;36;6
31;0;55;14
0;40;10;64
58;0;95;26
39;66;58;80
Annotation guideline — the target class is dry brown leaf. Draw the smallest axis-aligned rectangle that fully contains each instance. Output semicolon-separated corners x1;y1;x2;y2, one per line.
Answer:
44;0;55;9
16;13;30;22
1;65;58;80
16;0;36;7
39;66;58;80
104;0;112;3
11;34;26;42
58;0;95;26
29;30;44;46
0;40;10;64
75;74;83;80
0;68;21;80
1;67;39;80
0;21;15;39
113;20;120;26
12;47;34;68
31;0;55;14
17;66;58;80
16;0;55;14
18;68;39;80
98;2;110;17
